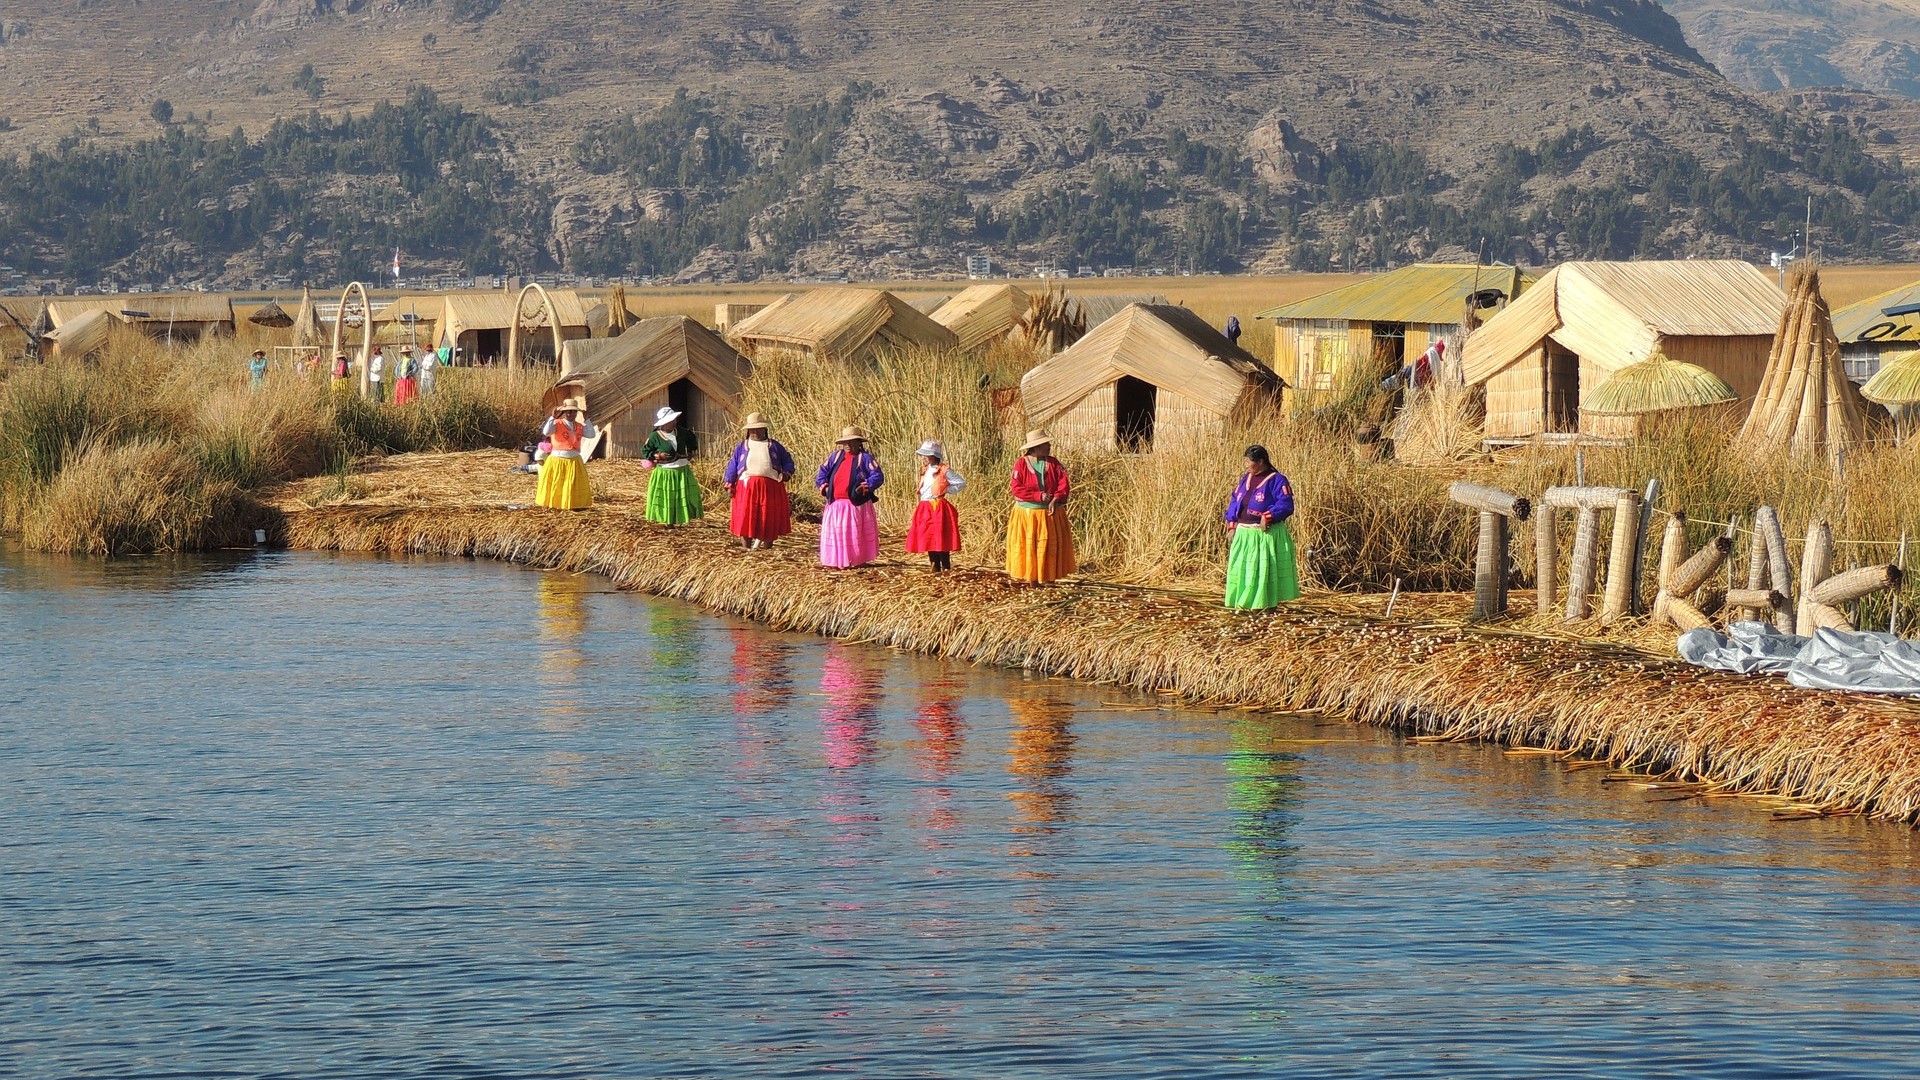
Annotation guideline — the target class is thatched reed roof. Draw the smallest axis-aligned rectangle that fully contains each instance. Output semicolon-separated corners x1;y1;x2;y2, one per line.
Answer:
1258;263;1533;325
1863;349;1920;406
1463;261;1784;385
908;294;951;314
439;289;590;338
728;288;958;362
1073;292;1171;330
1584;353;1737;415
247;300;294;328
1020;303;1283;424
47;294;235;329
1738;266;1873;464
552;316;748;422
44;309;112;357
929;283;1031;351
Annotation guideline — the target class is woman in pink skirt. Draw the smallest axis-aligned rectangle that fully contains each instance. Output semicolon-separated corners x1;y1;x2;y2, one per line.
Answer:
814;426;885;569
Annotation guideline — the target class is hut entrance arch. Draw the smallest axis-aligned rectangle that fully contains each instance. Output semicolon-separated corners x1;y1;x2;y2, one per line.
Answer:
505;283;563;373
1545;343;1579;433
328;282;374;397
1116;375;1157;452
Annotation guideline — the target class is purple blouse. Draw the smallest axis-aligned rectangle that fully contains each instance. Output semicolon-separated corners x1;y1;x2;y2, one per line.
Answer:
1225;470;1294;525
722;438;796;485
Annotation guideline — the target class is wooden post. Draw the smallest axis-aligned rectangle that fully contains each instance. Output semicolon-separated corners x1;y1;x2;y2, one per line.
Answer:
1534;506;1559;616
1631;478;1659;616
1601;489;1644;624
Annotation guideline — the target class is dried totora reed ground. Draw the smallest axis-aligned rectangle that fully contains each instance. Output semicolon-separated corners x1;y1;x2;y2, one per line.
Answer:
273;460;1920;824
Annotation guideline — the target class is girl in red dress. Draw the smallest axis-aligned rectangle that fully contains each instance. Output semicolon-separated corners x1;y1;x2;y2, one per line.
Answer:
904;439;965;571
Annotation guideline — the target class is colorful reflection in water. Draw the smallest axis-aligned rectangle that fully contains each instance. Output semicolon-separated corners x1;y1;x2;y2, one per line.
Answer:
5;550;1920;1079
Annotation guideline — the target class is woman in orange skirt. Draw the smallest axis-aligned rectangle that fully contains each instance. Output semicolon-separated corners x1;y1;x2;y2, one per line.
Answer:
1005;429;1075;584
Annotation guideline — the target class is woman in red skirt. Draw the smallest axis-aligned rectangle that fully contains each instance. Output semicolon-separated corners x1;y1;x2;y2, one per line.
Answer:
905;439;966;571
722;412;795;548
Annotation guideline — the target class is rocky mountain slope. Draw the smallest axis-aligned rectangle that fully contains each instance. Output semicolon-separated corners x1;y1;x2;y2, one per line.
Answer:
0;0;1915;284
1660;0;1920;98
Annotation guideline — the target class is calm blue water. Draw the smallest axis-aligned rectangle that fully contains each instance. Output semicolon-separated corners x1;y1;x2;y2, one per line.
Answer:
3;549;1920;1078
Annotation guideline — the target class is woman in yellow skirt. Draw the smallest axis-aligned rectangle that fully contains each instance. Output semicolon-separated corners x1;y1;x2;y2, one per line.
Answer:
535;398;596;510
1005;429;1076;584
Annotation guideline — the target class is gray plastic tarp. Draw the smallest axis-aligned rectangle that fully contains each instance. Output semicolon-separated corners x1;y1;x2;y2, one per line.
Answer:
1678;621;1920;695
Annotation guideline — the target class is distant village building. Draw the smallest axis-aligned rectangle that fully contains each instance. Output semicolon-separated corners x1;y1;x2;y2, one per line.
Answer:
551;316;748;459
434;289;590;364
1461;260;1785;441
1829;280;1920;386
1257;263;1534;396
1019;303;1284;453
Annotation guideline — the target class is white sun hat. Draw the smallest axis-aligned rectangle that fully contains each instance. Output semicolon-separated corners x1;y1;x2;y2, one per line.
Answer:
654;406;682;427
916;439;945;459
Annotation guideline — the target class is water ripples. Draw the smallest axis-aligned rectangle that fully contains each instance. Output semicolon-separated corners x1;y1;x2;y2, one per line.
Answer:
3;551;1920;1077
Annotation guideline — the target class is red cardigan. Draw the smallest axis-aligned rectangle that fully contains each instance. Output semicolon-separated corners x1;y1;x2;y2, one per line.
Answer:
1009;456;1070;504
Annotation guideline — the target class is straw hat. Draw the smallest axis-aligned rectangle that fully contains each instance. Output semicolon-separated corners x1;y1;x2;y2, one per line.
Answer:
1021;429;1053;453
558;396;585;413
742;411;771;431
916;439;945;459
654;406;682;427
251;348;266;357
835;425;869;444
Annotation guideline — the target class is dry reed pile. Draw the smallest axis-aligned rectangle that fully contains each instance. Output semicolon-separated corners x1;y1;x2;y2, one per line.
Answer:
281;500;1920;823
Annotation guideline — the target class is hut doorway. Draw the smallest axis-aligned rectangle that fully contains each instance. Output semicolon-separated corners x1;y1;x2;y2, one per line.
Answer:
1546;343;1579;433
474;328;503;364
1116;375;1157;452
1371;322;1407;382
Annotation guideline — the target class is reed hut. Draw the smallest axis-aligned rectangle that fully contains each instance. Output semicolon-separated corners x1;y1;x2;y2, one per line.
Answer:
907;294;950;314
550;316;747;459
1018;303;1284;453
436;289;589;363
714;303;769;331
1461;261;1785;441
46;294;236;342
1829;278;1920;385
930;284;1031;352
1259;264;1533;396
0;298;41;357
367;295;443;350
1739;266;1873;465
43;308;112;359
1072;292;1172;332
728;289;958;364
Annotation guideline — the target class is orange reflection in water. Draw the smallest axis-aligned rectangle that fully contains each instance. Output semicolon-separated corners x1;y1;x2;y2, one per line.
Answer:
1006;697;1076;835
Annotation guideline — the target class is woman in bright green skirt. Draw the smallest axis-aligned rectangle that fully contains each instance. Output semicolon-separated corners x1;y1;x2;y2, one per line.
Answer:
642;406;704;524
1223;444;1300;610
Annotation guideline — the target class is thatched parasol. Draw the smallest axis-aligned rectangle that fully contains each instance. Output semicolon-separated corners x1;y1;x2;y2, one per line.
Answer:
1738;265;1873;465
1862;348;1920;408
1584;353;1736;416
248;300;294;328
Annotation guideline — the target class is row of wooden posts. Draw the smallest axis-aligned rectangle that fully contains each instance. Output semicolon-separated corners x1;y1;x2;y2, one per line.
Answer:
1449;482;1905;632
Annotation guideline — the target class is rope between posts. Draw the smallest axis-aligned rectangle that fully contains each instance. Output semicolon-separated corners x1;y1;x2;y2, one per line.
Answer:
1645;506;1913;552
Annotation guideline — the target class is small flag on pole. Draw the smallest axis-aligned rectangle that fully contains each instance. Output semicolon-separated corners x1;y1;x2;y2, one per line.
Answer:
392;248;402;280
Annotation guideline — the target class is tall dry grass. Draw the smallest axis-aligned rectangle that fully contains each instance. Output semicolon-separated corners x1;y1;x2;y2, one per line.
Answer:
0;328;544;552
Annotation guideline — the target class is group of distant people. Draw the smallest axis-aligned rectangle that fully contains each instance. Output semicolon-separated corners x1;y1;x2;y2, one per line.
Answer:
248;345;445;403
530;403;1302;612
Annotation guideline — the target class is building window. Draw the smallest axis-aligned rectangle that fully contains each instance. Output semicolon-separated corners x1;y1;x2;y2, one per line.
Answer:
1840;345;1883;385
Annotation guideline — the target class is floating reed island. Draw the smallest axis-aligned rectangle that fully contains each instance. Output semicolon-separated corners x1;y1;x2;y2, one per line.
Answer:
272;452;1920;825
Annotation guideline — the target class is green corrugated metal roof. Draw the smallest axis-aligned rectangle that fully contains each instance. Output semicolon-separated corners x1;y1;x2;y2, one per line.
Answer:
1256;263;1535;325
1831;279;1920;345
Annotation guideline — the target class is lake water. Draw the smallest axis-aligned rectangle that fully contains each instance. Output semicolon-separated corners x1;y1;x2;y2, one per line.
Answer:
4;549;1920;1078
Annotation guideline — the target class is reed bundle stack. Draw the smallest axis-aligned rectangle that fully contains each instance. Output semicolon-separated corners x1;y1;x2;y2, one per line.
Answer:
278;499;1920;823
1739;266;1874;466
289;287;320;349
1014;284;1087;355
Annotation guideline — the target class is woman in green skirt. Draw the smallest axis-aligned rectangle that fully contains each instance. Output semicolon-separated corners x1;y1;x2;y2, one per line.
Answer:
1223;444;1300;609
642;405;704;524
